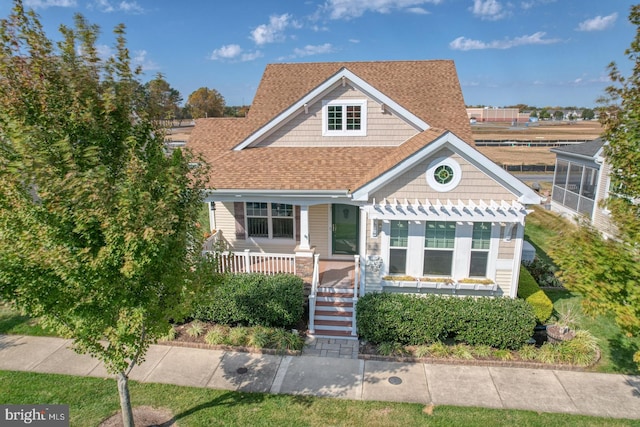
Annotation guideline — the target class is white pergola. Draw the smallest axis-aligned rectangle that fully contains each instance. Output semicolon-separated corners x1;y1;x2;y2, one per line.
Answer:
364;198;529;225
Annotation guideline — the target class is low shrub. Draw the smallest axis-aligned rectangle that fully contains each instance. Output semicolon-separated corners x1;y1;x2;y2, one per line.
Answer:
192;273;304;328
523;257;562;287
357;292;536;350
356;293;453;345
452;297;537;349
517;265;553;323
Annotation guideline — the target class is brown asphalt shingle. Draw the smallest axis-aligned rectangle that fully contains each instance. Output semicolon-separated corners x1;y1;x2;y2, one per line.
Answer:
189;60;472;193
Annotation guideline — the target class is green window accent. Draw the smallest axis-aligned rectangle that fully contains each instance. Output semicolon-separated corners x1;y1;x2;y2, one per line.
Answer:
327;105;342;130
389;220;408;274
434;165;454;184
425;221;455;249
472;222;492;250
390;220;408;247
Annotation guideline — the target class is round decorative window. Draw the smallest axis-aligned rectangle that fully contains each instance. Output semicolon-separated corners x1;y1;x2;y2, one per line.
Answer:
434;165;454;184
426;157;462;192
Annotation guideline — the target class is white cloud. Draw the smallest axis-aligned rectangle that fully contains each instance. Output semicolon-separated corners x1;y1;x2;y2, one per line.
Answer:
132;50;159;71
470;0;508;21
24;0;76;8
250;14;300;45
91;0;144;13
210;44;243;60
407;7;429;14
210;44;261;62
240;51;264;62
576;13;617;32
320;0;441;20
450;31;560;50
292;43;334;57
349;39;360;43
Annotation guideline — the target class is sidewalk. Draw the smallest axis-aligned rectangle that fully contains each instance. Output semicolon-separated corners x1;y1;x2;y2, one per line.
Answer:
1;334;639;419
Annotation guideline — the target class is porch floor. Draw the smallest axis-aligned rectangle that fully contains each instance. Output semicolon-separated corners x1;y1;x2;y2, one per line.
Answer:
318;260;355;288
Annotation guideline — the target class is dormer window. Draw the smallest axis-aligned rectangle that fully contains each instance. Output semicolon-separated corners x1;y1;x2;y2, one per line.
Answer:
322;99;367;136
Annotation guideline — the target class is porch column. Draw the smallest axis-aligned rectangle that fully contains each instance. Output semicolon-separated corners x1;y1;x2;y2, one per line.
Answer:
299;204;310;250
359;206;367;258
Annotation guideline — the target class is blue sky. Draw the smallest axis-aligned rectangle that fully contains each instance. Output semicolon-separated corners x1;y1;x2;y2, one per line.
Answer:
2;0;637;108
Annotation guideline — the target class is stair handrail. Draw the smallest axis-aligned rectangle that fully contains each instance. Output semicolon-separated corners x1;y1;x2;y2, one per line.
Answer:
308;253;320;334
351;255;360;336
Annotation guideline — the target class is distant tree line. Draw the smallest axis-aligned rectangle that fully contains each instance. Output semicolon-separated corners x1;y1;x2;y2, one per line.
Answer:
138;74;249;125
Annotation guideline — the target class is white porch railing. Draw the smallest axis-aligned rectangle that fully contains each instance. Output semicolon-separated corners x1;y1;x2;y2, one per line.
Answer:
208;248;296;275
307;253;320;334
351;255;360;336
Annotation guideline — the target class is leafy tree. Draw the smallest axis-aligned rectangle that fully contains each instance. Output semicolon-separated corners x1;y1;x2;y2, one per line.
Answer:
186;86;225;118
581;108;595;120
142;73;182;124
0;2;206;425
538;109;551;120
551;4;640;368
553;110;564;121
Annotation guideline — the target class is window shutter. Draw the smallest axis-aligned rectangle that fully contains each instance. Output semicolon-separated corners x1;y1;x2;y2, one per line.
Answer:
234;202;246;240
295;205;300;242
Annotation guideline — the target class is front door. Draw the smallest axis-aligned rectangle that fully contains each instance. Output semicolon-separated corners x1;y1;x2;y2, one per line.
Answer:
332;204;359;255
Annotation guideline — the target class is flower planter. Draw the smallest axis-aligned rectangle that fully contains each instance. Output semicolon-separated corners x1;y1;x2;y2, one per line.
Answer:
475;283;497;292
418;281;438;289
457;283;476;290
546;324;576;344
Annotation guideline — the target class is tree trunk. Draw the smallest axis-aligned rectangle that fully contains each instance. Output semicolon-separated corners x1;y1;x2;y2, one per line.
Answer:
117;371;134;427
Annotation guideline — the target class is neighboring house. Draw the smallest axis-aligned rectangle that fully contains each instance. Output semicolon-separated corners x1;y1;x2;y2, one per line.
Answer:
550;138;616;237
189;60;541;337
466;107;530;123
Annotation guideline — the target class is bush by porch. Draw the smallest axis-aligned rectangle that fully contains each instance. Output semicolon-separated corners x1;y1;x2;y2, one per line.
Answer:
356;293;536;349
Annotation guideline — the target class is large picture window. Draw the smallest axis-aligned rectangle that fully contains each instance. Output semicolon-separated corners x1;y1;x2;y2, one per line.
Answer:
389;221;408;274
423;221;455;276
470;222;491;277
246;202;294;239
322;100;367;136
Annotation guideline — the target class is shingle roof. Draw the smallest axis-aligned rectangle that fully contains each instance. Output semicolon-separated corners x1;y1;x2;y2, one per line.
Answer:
551;138;605;158
189;60;472;192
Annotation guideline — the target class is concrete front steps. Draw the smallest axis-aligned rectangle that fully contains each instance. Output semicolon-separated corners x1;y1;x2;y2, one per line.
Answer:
311;286;357;339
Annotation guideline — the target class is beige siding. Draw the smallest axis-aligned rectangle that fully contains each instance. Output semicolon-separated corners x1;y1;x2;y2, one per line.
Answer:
592;162;617;236
309;204;330;258
372;148;515;202
495;269;513;297
256;84;418;148
497;225;517;259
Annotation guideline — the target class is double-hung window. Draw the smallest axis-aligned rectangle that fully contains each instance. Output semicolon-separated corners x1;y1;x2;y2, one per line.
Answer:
469;222;491;277
388;221;408;274
423;221;455;276
246;202;294;239
322;100;367;136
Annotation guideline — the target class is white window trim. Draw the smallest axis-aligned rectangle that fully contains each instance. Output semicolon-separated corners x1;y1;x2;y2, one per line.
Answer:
469;222;492;278
245;202;295;241
322;99;367;137
426;156;462;192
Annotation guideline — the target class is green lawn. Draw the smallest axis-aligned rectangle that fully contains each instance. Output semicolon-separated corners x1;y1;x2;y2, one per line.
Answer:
0;302;54;337
546;289;640;375
524;207;640;374
0;370;636;427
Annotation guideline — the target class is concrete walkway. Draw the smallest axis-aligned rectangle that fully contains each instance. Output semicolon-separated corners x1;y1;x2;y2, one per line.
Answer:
1;334;640;419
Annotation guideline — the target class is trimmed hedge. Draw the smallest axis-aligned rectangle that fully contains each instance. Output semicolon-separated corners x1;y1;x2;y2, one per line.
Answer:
517;265;553;323
356;293;536;350
192;273;304;328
